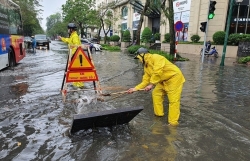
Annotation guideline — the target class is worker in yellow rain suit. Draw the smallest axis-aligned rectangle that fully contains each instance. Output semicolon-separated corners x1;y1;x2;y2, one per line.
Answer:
58;23;84;88
127;47;185;126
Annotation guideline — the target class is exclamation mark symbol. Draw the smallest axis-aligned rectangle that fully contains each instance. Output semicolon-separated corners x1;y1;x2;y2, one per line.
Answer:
79;55;83;66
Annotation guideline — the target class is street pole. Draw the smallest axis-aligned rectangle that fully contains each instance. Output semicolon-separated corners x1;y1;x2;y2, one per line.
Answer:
235;3;240;33
201;0;211;64
220;0;234;66
245;0;250;34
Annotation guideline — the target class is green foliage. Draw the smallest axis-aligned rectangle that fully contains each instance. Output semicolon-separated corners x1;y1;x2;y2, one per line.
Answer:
100;44;109;48
190;34;200;43
13;0;44;35
228;34;250;45
164;33;170;42
122;30;131;42
101;44;121;51
103;36;110;44
149;50;174;60
62;0;98;37
149;50;189;61
127;45;148;54
127;45;189;62
238;56;250;64
154;33;161;40
110;35;120;42
228;34;241;45
46;13;68;38
141;27;152;43
213;31;225;45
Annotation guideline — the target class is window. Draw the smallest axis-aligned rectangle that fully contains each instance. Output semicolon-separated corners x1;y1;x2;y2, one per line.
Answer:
121;23;127;31
122;6;128;17
8;8;23;35
0;4;9;34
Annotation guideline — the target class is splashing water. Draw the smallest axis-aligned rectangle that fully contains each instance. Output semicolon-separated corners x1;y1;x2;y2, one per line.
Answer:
75;95;97;114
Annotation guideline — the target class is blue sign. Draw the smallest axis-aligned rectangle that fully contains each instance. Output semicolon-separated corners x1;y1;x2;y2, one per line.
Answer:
175;21;184;31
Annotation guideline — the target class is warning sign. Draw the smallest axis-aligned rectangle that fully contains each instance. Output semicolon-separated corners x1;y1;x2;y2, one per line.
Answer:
69;47;94;70
66;70;98;82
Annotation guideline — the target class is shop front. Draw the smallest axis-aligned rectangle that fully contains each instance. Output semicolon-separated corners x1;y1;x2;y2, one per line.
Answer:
230;0;250;34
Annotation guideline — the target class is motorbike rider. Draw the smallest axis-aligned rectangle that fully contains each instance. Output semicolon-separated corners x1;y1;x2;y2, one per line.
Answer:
205;40;211;52
58;23;84;88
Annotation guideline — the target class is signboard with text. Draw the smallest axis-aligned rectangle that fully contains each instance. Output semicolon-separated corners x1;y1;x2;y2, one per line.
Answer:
173;0;191;13
66;70;98;82
66;47;98;82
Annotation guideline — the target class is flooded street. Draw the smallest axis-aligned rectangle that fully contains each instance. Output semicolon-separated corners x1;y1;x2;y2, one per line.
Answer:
0;41;250;161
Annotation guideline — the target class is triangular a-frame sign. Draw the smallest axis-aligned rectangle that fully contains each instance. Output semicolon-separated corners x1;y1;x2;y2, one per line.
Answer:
69;47;94;70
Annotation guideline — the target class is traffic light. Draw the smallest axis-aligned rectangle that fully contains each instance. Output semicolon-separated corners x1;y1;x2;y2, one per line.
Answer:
200;22;207;32
208;1;217;19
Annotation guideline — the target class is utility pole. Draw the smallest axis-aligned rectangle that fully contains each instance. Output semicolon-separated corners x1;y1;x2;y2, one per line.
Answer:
220;0;234;66
245;0;250;34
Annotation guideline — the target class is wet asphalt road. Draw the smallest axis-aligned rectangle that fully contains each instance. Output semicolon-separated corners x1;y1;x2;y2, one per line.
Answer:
0;41;250;161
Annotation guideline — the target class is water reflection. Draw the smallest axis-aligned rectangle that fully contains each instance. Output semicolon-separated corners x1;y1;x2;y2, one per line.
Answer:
10;82;29;97
0;75;28;101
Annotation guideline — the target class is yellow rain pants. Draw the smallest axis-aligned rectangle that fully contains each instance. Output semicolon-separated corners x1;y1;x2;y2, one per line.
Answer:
135;53;185;126
153;82;183;126
61;31;84;88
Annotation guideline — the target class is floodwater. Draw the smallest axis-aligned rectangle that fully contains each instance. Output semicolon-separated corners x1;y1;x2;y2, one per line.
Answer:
0;41;250;161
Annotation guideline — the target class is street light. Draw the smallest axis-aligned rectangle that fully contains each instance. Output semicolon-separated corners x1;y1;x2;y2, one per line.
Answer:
235;0;243;33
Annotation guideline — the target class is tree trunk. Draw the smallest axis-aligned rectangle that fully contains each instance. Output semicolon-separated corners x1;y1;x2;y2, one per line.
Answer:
100;18;107;44
97;28;101;40
168;0;175;55
135;0;150;45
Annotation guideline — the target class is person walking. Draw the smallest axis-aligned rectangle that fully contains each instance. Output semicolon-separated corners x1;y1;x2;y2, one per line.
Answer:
127;47;185;126
58;23;84;88
31;36;36;53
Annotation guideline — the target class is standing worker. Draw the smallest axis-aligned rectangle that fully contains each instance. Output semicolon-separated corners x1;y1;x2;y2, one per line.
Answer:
31;36;36;53
58;23;84;88
127;47;185;126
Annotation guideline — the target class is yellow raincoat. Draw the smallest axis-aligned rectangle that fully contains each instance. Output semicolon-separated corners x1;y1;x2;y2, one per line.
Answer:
61;31;81;57
61;31;84;88
135;53;185;126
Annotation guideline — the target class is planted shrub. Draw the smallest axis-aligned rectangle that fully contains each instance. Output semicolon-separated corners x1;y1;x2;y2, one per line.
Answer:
190;34;200;43
228;34;250;45
164;33;170;42
122;30;131;42
104;36;110;42
213;31;225;45
110;35;120;42
154;33;161;40
238;56;250;64
228;34;241;45
141;27;152;43
127;45;148;54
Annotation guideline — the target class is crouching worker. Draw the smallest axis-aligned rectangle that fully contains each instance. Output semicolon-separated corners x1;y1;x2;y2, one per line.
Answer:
127;47;185;126
58;23;84;88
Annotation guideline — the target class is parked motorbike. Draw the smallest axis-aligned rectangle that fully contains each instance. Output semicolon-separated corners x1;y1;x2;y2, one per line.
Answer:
200;46;219;58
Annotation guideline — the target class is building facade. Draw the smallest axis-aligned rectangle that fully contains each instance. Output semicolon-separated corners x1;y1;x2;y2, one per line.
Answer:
98;0;250;42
